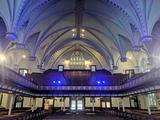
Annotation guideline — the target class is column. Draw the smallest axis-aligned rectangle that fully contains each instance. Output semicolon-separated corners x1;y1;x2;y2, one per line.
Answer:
61;97;64;111
91;97;95;112
110;97;112;109
42;98;45;110
147;95;151;115
31;97;36;112
8;94;14;115
122;98;125;112
105;101;107;109
76;97;78;112
52;98;55;112
63;97;66;112
0;93;3;106
117;98;120;110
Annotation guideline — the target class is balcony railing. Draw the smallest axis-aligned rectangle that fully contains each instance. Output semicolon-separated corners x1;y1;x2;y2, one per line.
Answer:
0;65;160;96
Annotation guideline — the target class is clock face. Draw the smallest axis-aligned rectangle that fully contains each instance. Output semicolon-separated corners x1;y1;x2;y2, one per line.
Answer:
16;96;23;102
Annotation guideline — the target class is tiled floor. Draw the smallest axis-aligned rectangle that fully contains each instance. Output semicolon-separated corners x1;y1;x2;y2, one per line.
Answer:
44;112;124;120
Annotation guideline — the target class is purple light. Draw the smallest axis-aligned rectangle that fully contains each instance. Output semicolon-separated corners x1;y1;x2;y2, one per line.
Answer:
102;81;105;84
53;81;56;83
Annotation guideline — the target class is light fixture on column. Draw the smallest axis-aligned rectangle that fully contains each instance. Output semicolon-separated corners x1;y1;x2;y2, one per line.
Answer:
72;28;76;32
85;60;92;69
81;29;85;32
80;33;85;38
72;33;76;37
22;54;26;59
63;59;70;68
0;54;6;62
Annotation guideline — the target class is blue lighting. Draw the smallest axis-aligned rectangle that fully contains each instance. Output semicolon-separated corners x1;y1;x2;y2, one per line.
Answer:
97;81;101;84
96;80;106;85
53;80;62;85
58;81;61;84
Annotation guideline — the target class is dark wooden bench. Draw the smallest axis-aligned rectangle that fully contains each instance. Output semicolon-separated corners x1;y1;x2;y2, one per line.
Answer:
0;110;51;120
106;109;160;120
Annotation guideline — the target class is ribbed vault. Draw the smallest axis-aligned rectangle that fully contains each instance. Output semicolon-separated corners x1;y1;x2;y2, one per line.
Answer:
0;0;160;71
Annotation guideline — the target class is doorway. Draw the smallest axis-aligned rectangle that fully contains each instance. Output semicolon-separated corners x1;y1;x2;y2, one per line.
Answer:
70;97;84;111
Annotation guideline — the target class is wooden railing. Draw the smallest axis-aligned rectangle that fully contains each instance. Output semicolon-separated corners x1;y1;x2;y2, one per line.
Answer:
0;65;160;96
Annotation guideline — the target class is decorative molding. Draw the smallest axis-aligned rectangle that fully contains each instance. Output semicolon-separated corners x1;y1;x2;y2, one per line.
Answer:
147;57;153;65
5;32;17;41
120;57;127;62
135;66;139;69
1;64;160;97
141;35;152;42
29;56;36;61
16;43;25;49
37;64;42;69
132;45;142;51
113;65;118;70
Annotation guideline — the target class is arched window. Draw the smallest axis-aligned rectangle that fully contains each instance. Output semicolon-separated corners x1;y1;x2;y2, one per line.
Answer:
148;93;157;106
70;51;85;69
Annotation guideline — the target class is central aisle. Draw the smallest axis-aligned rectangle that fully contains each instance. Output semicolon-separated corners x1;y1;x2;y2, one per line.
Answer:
44;112;124;120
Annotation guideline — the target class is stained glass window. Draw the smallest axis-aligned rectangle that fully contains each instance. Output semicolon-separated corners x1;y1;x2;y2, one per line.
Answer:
70;51;85;69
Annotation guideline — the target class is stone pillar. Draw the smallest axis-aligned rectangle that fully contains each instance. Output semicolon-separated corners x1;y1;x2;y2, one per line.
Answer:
122;98;125;112
31;97;36;112
118;98;120;110
105;101;107;108
5;32;17;41
76;97;78;112
61;97;64;111
147;95;151;115
29;56;36;61
42;98;45;110
141;35;152;42
0;93;3;106
63;97;66;112
110;97;112;109
91;97;95;112
8;94;14;115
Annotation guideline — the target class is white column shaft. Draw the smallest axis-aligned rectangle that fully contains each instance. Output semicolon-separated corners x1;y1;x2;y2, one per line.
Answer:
63;98;65;111
147;95;151;115
31;98;36;112
118;98;120;110
61;97;64;110
8;94;14;115
122;98;125;112
92;98;95;112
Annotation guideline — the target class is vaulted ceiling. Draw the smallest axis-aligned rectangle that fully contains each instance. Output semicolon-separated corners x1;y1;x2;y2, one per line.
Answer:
0;0;160;70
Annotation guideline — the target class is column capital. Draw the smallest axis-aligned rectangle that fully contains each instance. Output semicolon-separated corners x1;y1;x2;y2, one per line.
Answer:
15;43;26;49
37;64;42;69
135;66;139;69
148;57;153;65
5;32;17;41
120;57;127;62
8;91;13;94
141;35;152;42
29;56;36;61
132;45;142;51
112;65;118;70
135;66;140;72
